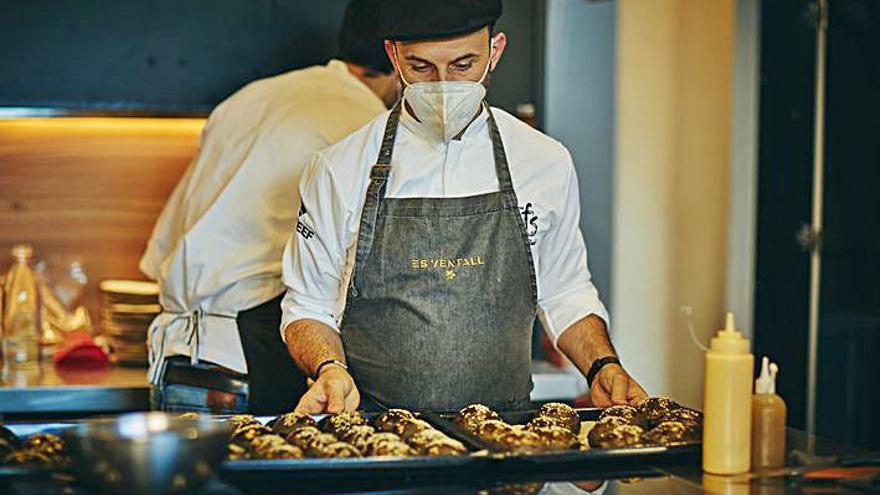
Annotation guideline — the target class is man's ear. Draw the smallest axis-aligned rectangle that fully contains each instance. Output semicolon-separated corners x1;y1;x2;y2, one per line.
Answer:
489;32;507;72
383;40;397;69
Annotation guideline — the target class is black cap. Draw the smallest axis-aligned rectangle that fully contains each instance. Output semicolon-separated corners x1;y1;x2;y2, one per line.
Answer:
379;0;502;42
338;0;394;74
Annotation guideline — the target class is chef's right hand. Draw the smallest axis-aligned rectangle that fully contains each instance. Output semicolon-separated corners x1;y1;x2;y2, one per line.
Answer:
294;367;360;414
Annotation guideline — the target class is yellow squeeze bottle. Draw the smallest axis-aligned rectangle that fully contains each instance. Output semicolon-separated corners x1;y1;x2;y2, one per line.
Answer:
703;312;754;474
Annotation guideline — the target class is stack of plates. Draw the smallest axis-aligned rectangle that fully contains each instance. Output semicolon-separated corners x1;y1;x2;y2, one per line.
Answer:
99;280;160;367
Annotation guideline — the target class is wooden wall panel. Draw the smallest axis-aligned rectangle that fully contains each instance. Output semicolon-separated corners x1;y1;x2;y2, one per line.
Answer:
0;117;204;319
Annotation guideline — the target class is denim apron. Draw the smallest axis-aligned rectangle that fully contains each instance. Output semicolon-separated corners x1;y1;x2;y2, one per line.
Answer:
341;103;538;412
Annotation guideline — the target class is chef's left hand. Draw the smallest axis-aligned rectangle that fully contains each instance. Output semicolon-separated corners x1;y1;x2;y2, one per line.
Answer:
589;364;647;407
294;367;360;414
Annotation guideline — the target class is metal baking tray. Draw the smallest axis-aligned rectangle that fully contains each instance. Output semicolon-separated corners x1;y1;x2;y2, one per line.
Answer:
0;415;488;486
423;407;701;474
221;412;489;490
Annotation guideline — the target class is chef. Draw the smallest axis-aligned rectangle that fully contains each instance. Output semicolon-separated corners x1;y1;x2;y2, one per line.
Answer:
281;0;647;413
140;0;398;414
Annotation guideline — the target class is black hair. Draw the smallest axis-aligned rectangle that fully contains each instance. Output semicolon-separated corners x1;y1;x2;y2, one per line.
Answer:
338;0;394;75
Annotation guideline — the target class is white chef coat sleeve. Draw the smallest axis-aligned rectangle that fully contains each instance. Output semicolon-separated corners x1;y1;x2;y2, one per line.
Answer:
280;152;349;341
535;150;610;345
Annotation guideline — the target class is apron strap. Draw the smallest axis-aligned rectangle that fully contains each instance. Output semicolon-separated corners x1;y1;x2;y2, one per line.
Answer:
485;106;539;305
365;103;400;209
348;105;402;301
375;103;402;167
485;105;517;197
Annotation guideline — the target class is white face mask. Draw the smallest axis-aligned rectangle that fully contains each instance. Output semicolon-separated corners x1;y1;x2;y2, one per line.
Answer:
395;41;494;143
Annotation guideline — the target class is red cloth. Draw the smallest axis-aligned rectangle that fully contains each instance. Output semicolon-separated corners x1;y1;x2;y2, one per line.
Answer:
52;330;109;367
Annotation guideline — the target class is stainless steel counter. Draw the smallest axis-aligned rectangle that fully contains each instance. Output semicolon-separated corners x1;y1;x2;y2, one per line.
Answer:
0;363;150;416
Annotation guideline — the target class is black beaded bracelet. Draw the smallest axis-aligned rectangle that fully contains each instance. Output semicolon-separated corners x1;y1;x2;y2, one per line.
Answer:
586;356;621;387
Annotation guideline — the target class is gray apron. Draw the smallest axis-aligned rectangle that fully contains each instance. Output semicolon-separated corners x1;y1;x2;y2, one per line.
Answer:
341;103;537;412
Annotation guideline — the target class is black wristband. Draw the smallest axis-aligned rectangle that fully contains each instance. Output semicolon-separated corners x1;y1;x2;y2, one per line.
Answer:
313;359;347;380
587;356;621;387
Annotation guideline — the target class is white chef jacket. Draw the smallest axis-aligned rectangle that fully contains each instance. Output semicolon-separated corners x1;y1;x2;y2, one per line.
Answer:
140;60;387;383
280;103;610;345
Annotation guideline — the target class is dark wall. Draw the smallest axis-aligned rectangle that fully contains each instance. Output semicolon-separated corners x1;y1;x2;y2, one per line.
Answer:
753;0;816;434
0;0;540;114
489;0;544;117
754;0;880;449
820;1;880;319
814;0;880;450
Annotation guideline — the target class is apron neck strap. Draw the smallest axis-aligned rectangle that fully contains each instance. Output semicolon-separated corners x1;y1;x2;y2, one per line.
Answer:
369;101;515;194
372;103;402;174
485;105;514;193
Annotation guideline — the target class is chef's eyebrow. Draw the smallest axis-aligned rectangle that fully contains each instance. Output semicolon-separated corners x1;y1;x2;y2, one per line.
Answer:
404;55;435;66
404;53;481;66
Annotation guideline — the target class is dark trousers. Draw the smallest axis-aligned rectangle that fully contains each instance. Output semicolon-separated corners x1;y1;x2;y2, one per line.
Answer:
237;294;308;414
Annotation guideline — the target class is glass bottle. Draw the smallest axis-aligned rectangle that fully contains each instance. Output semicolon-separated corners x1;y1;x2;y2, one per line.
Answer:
751;357;787;470
2;244;41;369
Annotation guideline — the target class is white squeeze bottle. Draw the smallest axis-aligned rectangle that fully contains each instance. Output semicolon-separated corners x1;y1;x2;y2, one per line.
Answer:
703;312;754;474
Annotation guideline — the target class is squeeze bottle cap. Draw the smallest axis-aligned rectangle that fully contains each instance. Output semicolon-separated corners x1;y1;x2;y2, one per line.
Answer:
11;244;33;261
755;356;778;394
769;362;779;394
709;312;750;355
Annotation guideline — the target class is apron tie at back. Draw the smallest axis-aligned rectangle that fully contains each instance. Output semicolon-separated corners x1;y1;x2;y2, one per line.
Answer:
147;307;236;383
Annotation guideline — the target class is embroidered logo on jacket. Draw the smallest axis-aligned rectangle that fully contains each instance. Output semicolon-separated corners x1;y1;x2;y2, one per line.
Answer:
519;203;539;245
